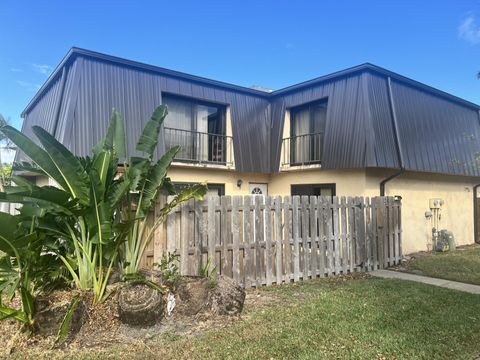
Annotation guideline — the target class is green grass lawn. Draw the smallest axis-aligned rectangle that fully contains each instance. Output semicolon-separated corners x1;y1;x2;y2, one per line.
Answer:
14;276;480;360
405;246;480;285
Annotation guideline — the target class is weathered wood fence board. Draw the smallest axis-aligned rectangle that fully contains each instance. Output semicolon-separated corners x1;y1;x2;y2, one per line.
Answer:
149;195;401;288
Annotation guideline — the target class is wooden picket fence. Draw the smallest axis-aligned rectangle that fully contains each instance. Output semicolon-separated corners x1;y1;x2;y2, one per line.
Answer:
144;195;402;288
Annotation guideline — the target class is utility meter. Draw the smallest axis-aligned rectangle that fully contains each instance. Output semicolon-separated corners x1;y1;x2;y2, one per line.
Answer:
429;198;444;209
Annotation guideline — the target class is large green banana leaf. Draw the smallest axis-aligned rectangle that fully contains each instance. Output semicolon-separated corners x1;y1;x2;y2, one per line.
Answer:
32;126;90;205
135;105;167;159
137;146;180;218
1;126;69;191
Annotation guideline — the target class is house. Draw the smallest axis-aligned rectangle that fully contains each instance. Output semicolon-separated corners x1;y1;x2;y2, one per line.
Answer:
19;47;480;254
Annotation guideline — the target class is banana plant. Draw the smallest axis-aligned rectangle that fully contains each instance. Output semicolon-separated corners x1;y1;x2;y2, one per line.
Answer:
120;105;207;274
0;212;40;330
0;110;127;303
0;105;207;301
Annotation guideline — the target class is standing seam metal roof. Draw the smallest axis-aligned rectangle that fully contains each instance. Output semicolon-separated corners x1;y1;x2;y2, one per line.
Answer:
19;47;480;176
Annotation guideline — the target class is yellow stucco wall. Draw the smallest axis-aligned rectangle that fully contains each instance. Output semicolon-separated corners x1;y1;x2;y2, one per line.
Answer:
168;166;368;197
365;169;478;254
269;168;367;196
167;166;270;195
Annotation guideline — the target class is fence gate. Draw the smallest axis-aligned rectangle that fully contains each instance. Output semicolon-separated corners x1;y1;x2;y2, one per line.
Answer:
148;195;401;288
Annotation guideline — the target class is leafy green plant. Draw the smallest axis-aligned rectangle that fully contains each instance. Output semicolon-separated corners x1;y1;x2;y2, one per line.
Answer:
0;212;40;330
156;252;181;290
200;257;218;279
0;110;128;304
120;106;207;275
0;105;207;304
54;294;80;346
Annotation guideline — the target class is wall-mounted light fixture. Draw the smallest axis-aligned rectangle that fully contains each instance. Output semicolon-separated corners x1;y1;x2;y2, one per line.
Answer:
237;179;243;188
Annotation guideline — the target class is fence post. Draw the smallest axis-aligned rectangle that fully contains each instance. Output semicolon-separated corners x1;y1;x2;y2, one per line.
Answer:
318;196;327;277
292;196;301;282
283;196;293;282
309;196;318;278
265;196;273;286
340;196;348;274
232;196;241;283
153;196;167;266
166;195;176;256
254;195;264;287
275;195;283;285
364;198;372;271
332;196;341;274
243;196;252;288
207;196;217;271
347;196;355;273
301;195;310;279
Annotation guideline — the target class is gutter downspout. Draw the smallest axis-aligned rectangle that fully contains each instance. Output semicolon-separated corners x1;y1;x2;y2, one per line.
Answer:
380;76;405;196
474;184;480;244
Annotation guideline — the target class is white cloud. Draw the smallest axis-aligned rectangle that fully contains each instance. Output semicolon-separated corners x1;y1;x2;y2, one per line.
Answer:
458;14;480;44
16;80;41;92
32;63;53;75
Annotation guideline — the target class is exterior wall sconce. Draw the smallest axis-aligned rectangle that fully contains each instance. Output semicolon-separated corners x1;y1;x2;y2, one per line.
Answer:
237;179;243;188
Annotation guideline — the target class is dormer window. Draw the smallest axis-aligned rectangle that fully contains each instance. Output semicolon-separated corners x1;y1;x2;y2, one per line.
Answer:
163;95;231;165
288;100;327;165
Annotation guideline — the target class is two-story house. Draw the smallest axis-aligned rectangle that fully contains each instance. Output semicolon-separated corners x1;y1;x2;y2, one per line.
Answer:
19;48;480;254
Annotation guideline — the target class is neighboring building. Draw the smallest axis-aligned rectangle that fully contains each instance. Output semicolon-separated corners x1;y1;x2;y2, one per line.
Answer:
19;48;480;254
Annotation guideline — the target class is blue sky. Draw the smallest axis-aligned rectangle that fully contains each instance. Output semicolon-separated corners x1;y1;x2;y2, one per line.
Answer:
1;0;480;132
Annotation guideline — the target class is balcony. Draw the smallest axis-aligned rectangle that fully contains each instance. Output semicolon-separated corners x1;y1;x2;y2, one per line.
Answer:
281;133;323;167
165;127;233;166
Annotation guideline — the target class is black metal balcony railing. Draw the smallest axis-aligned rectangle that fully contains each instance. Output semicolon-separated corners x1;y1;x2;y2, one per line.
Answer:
165;127;233;165
282;133;323;166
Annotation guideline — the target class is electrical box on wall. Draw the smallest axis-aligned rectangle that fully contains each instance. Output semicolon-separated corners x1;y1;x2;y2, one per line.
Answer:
429;198;444;209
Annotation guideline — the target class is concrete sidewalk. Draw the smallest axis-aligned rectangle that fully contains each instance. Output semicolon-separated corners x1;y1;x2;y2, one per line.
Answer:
370;270;480;295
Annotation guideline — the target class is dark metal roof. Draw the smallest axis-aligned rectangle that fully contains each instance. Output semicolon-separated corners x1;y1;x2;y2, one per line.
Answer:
22;47;480;116
19;47;480;176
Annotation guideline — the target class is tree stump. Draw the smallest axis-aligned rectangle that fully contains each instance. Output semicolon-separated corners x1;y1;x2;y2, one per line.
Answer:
210;275;245;315
34;298;86;340
175;277;211;316
174;275;245;317
117;281;163;327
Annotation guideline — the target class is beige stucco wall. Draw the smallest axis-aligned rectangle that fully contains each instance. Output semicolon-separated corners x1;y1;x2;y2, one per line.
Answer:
168;166;369;197
167;166;270;195
365;169;478;254
269;168;367;196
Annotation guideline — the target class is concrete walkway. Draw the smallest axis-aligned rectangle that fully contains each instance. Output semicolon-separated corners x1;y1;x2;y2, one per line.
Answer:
370;270;480;295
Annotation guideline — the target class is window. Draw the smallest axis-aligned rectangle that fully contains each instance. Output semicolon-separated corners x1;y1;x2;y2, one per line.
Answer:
291;183;335;197
173;182;225;196
162;95;227;163
289;100;327;165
